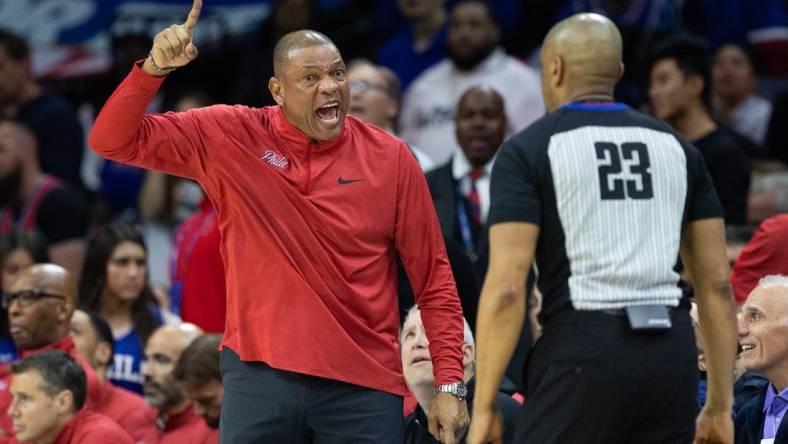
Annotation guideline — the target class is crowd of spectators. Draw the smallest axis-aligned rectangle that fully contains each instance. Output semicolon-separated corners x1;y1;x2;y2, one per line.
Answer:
0;0;787;442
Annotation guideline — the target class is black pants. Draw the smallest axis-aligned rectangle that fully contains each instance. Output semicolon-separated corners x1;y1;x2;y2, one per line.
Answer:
219;348;404;444
515;308;698;444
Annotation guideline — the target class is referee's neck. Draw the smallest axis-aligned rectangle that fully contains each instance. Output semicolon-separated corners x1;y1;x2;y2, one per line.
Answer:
564;86;616;105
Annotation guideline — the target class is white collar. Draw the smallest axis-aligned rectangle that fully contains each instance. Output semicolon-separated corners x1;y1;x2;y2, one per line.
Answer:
452;146;496;180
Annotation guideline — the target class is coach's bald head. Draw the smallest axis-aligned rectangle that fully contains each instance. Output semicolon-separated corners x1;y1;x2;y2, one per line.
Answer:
539;13;624;111
268;29;349;142
272;30;337;78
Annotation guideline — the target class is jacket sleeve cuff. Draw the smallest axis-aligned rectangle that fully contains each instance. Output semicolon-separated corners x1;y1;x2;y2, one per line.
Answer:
433;364;466;386
128;59;168;93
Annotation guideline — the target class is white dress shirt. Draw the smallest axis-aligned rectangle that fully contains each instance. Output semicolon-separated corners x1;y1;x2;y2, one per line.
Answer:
452;147;496;224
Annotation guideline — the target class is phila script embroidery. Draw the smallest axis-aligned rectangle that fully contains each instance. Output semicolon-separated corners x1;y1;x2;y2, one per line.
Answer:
261;150;289;169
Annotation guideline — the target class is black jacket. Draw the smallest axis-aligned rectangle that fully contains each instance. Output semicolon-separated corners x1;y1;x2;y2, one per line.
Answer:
425;159;534;392
735;381;788;444
425;161;489;284
404;378;520;444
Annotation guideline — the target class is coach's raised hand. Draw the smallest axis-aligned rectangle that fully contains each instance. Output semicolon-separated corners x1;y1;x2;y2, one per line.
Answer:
143;0;202;76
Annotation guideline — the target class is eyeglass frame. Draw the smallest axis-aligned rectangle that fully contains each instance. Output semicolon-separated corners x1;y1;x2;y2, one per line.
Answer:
349;80;388;95
2;289;67;309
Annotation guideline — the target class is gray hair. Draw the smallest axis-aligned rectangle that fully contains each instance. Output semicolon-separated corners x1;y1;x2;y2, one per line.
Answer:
750;173;788;213
403;305;474;349
756;274;788;290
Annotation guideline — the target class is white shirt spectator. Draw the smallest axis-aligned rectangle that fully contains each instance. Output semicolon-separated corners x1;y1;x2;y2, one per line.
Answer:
399;48;544;164
730;95;773;146
411;145;437;172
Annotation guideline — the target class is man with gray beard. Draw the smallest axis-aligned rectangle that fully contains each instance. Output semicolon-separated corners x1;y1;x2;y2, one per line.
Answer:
142;324;217;444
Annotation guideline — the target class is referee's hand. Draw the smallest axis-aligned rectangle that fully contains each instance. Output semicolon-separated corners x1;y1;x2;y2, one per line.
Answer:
428;392;469;444
694;405;733;444
465;407;503;444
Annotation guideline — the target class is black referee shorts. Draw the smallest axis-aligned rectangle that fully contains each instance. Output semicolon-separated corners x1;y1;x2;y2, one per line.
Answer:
219;347;404;444
515;307;698;444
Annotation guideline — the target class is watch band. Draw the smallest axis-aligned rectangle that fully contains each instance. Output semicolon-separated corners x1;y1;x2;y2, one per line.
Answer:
433;381;468;400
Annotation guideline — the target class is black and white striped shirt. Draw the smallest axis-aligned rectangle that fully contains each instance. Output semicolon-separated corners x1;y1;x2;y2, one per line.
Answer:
490;101;722;319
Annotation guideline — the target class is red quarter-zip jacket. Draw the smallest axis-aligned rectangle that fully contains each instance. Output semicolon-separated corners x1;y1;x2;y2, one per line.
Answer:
153;405;218;444
94;380;158;443
8;409;134;444
89;63;465;395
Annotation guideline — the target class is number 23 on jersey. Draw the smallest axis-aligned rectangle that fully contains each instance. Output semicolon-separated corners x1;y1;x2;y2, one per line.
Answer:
595;141;654;200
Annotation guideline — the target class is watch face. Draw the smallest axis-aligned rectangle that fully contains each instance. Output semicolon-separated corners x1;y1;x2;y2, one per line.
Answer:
436;382;467;400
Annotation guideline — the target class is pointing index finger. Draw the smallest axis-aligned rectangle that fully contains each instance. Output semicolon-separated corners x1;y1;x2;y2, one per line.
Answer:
183;0;202;32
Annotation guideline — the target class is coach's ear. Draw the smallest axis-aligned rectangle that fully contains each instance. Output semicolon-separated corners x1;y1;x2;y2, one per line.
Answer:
268;76;284;106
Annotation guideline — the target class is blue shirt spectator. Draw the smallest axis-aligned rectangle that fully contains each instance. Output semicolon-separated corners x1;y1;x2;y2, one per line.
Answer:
377;0;448;89
684;0;788;76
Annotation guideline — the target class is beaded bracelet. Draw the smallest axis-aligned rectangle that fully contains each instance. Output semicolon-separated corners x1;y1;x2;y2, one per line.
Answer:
147;52;177;74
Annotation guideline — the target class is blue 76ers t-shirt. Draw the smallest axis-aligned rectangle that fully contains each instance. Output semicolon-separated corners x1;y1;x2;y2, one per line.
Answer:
107;307;164;394
107;328;145;394
0;337;17;365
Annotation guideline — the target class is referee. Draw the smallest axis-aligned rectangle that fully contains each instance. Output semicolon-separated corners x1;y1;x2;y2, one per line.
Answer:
467;13;738;444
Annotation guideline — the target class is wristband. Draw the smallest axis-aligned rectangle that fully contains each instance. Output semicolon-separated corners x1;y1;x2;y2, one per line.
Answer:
147;52;177;74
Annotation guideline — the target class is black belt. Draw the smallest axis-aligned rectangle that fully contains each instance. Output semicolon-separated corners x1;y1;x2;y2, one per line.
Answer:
600;306;676;316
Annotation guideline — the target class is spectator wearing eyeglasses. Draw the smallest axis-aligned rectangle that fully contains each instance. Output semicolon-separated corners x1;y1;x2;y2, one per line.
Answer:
0;230;49;365
0;264;116;441
347;59;434;171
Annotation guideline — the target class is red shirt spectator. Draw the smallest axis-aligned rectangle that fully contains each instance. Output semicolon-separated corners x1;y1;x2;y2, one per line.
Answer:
172;199;225;333
143;405;218;444
9;409;134;444
731;214;788;303
0;337;107;440
94;379;158;444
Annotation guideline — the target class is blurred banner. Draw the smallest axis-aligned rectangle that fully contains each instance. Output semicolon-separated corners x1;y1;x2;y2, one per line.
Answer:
0;0;272;79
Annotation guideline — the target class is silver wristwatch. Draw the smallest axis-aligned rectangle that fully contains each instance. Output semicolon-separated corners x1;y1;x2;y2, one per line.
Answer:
433;381;468;400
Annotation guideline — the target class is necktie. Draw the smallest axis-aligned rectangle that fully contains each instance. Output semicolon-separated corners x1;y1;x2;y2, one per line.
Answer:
467;168;484;223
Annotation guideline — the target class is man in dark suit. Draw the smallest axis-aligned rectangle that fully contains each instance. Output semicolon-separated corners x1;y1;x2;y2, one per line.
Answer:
735;275;788;444
426;86;534;391
426;86;506;288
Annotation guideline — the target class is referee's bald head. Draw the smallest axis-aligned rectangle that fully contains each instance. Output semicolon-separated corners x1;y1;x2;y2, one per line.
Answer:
539;13;624;111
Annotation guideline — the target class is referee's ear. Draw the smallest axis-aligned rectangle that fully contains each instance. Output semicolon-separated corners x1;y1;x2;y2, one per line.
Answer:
547;55;564;88
617;61;625;82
